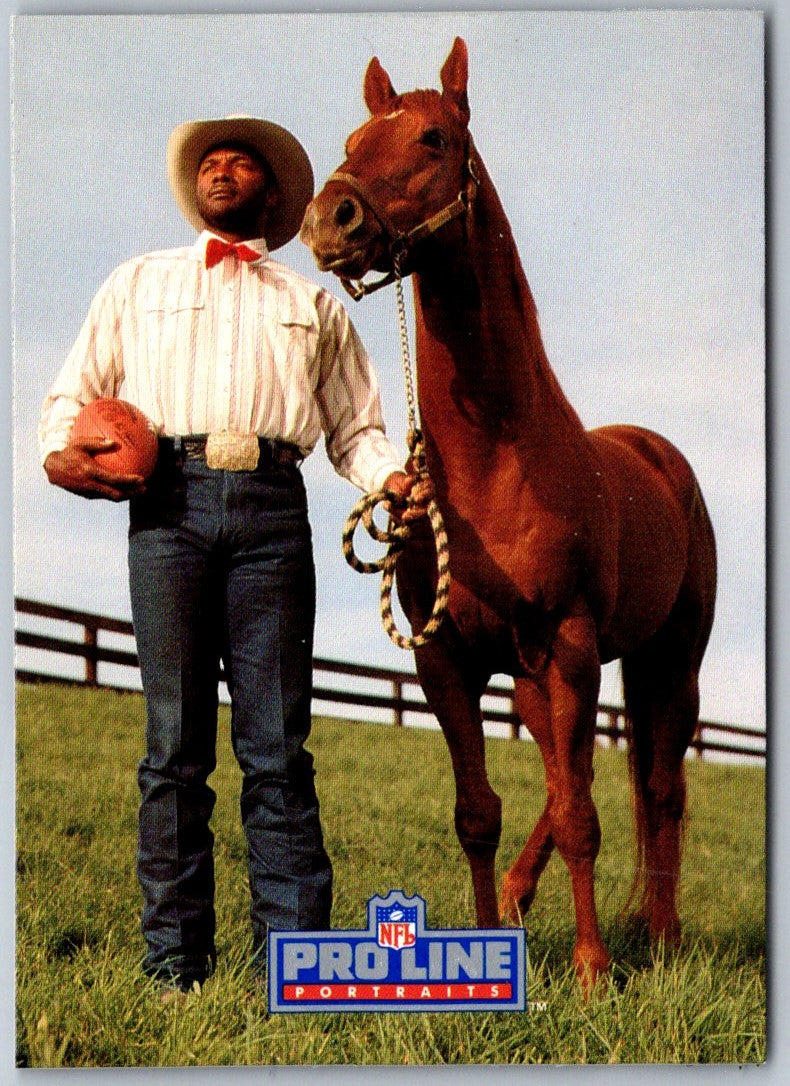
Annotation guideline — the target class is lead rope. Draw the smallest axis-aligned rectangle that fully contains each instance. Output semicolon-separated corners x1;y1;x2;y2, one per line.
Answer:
341;251;451;649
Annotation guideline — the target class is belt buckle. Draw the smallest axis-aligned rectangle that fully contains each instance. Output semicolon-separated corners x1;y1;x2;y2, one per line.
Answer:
205;432;260;471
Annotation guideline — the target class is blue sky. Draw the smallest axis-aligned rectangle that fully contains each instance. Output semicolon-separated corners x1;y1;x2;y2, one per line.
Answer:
11;10;764;731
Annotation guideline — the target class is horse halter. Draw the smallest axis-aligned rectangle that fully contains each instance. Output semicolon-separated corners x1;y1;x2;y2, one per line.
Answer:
328;138;481;301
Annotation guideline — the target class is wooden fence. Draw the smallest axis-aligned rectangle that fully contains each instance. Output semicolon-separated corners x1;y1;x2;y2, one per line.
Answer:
13;597;766;762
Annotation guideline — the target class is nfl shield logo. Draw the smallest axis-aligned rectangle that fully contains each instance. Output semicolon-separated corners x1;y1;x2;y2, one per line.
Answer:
376;903;417;949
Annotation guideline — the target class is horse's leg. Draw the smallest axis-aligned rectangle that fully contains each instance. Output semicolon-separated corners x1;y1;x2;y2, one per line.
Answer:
544;602;610;990
501;806;553;921
501;678;556;922
622;623;703;945
415;643;502;927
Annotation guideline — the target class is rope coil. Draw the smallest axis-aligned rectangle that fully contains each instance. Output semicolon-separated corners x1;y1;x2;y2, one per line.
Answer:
342;430;451;649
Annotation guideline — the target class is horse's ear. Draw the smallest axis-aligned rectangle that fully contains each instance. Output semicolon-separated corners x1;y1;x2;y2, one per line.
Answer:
364;57;398;115
440;37;470;125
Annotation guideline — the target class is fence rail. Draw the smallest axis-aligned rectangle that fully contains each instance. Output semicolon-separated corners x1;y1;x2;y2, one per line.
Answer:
13;597;765;762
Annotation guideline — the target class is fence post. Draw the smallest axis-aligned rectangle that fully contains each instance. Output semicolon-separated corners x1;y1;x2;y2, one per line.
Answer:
694;725;704;758
611;709;623;750
510;691;520;740
392;678;404;727
84;623;98;686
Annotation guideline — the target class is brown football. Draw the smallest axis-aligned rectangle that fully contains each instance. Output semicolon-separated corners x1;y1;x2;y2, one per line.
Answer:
71;399;158;479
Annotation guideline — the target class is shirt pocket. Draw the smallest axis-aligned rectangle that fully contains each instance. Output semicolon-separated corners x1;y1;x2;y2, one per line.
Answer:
272;295;320;385
144;298;206;366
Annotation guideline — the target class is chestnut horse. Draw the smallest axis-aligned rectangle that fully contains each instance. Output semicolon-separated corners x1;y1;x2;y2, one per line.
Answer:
301;38;716;987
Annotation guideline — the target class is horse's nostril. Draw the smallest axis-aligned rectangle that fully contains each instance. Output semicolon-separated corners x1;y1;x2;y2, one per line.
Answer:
334;198;358;228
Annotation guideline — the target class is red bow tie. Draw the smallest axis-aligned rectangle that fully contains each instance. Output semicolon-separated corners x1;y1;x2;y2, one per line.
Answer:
205;238;261;270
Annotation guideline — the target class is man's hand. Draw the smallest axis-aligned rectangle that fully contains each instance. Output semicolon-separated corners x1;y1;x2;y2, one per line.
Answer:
44;438;147;502
382;470;434;523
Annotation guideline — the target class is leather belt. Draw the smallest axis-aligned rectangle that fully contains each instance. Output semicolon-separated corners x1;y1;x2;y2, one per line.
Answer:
159;435;303;470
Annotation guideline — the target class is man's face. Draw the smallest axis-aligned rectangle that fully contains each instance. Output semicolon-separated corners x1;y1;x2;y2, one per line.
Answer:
195;142;278;238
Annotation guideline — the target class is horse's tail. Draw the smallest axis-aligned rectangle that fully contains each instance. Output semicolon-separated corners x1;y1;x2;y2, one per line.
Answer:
620;615;711;924
619;649;694;924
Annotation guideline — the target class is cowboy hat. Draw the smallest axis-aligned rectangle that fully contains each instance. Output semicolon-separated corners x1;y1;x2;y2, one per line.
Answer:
166;114;314;250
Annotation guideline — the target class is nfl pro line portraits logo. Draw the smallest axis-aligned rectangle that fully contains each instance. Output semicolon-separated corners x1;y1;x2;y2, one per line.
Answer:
268;891;527;1012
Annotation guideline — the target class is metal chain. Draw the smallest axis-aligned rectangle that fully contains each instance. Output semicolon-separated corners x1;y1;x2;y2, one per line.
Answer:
393;251;418;434
341;252;451;650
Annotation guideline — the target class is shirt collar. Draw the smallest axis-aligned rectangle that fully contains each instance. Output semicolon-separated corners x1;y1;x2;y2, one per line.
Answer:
194;230;269;265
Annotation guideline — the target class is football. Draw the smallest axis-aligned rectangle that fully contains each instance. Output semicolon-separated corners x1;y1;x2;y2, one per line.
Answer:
71;399;159;479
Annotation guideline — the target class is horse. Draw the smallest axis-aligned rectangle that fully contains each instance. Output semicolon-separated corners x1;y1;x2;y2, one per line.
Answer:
300;37;717;989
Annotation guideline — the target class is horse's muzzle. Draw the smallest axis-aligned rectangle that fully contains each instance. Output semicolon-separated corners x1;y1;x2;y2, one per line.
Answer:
300;187;387;280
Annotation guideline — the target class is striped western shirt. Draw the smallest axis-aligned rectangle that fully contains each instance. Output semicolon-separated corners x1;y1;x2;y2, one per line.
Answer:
39;231;404;492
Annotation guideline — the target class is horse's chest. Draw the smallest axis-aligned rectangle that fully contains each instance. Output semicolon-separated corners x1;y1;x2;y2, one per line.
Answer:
397;495;598;671
446;508;584;616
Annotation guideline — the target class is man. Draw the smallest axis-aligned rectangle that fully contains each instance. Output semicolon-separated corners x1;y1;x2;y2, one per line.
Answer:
39;115;419;994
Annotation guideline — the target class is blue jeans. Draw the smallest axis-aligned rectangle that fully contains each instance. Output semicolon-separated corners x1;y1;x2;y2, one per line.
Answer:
128;451;332;985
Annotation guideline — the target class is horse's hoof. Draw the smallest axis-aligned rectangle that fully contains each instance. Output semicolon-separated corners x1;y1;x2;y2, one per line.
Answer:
649;914;682;948
573;943;611;998
499;878;534;924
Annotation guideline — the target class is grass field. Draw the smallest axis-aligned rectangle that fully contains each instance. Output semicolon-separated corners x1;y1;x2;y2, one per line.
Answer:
16;682;765;1066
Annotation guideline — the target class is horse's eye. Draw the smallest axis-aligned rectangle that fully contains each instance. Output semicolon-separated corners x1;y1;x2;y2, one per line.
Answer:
421;128;449;152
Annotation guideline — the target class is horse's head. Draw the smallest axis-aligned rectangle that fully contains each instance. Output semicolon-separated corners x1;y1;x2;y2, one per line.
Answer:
300;37;479;298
